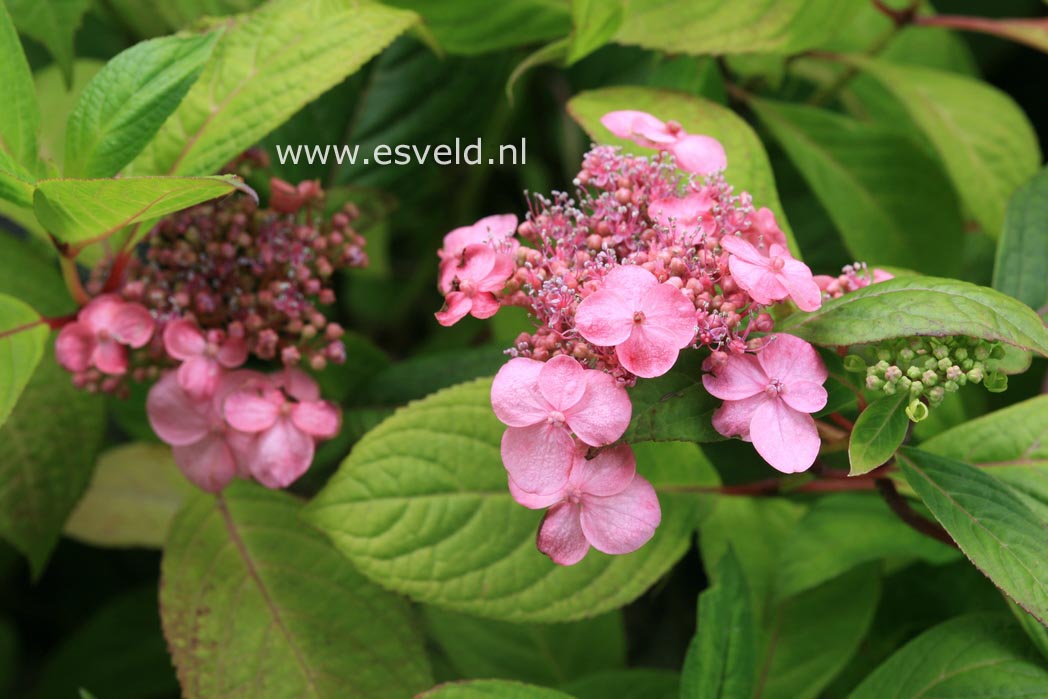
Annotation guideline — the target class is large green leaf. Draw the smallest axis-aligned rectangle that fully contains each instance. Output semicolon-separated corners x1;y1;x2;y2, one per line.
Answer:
897;447;1048;624
0;294;48;429
419;680;577;699
777;276;1048;359
305;379;717;623
614;0;856;56
851;613;1048;698
773;493;957;600
562;670;678;699
994;166;1048;316
841;56;1041;237
33;175;245;247
64;31;219;177
567;86;799;256
4;0;90;87
0;2;39;205
34;60;104;171
133;0;417;176
567;0;623;64
681;549;756;699
424;607;625;686
623;352;721;444
848;393;909;476
161;482;432;699
751;98;963;275
64;442;192;548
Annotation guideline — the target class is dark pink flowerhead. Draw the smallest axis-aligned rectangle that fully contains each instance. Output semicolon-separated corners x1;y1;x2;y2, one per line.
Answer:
575;266;696;378
491;355;632;496
55;294;154;376
510;444;661;566
702;334;828;473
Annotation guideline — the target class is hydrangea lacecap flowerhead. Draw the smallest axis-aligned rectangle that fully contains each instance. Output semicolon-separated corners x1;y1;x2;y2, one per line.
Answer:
702;334;828;473
55;294;154;378
601;110;727;175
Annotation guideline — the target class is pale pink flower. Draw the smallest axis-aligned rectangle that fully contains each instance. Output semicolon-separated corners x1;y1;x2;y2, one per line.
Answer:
575;266;696;378
438;214;518;261
648;191;716;244
491;355;632;496
744;207;788;249
147;369;261;492
702;334;828;473
224;369;340;489
436;244;514;326
720;236;821;312
55;294;154;375
510;444;660;566
163;319;248;399
601;110;727;175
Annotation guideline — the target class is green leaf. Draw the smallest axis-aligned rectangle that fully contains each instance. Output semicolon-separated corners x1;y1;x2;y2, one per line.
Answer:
567;86;800;256
681;549;756;699
994;166;1048;315
623;352;721;444
419;680;577;699
562;670;678;699
423;607;625;686
161;482;433;698
840;56;1041;237
380;0;570;55
33;174;246;247
567;0;622;64
922;15;1048;55
851;613;1048;698
3;0;90;87
0;342;105;576
757;567;880;699
1008;599;1048;665
34;59;104;171
305;379;717;623
751;98;963;276
64;31;219;177
133;0;418;176
64;442;193;548
0;1;40;205
777;275;1048;359
897;447;1048;625
0;294;47;429
848;393;909;476
774;493;957;600
614;0;857;56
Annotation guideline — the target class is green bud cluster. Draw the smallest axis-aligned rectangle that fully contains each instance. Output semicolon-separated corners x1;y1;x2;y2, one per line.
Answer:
846;336;1008;422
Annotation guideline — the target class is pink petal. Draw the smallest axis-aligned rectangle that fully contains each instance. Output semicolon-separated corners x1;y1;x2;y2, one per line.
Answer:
468;292;500;320
217;336;248;368
565;369;632;446
436;292;472;327
872;269;894;283
108;303;154;348
727;255;789;305
580;475;661;555
291;400;340;439
491;357;551;427
55;323;95;373
538;354;587;413
781;380;828;414
750;399;820;474
172;435;237;493
146;371;212;446
78;294;123;332
575;286;635;347
163;319;206;360
711;393;766;441
751;207;787;248
451;244;498;284
647;191;714;230
282;368;320;402
500;423;574;496
702;352;767;400
779;258;823;312
92;339;128;375
616;325;682;379
571;444;635;497
720;235;767;265
537;502;590;566
601;110;672;144
508;477;564;509
670;134;727;175
226;429;257;479
757;334;828;386
177;356;221;400
478;253;515;292
441;214;517;257
639;283;696;348
250;417;315;489
224;389;281;433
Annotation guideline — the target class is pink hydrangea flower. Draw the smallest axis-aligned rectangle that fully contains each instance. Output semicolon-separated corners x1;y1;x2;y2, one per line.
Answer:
438;214;518;261
720;236;821;312
815;264;894;299
702;334;828;473
436;244;515;326
510;444;661;566
575;266;696;378
55;294;154;375
648;192;716;244
147;369;260;492
224;369;341;489
163;319;248;399
744;207;788;249
601;110;727;175
491;355;632;495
